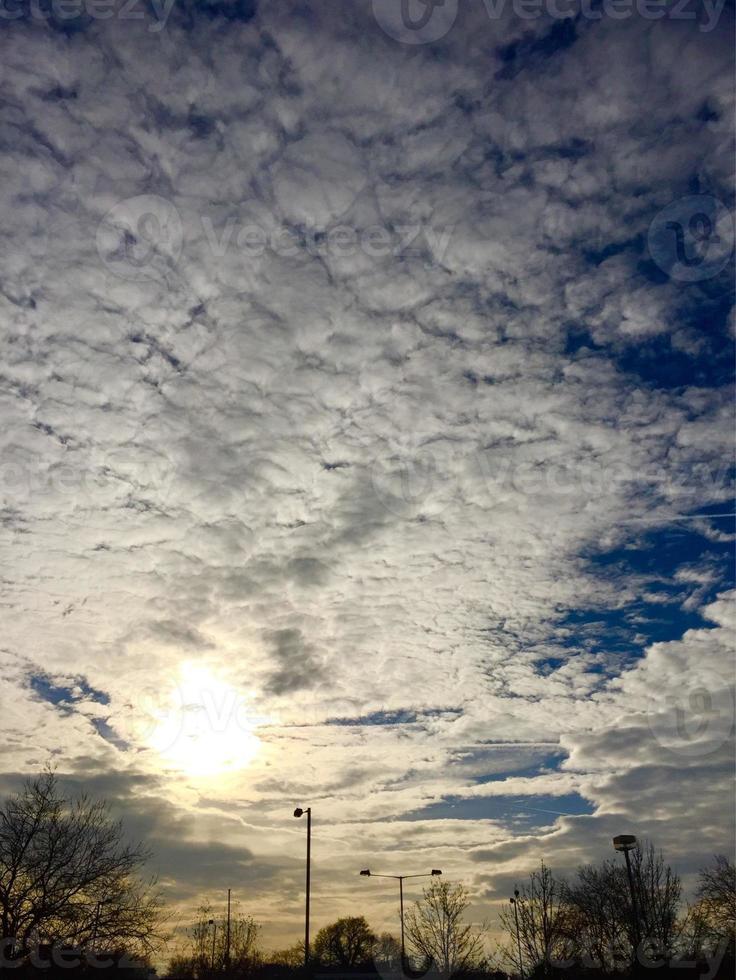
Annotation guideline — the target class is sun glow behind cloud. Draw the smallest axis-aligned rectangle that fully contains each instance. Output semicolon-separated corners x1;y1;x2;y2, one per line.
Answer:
148;663;262;778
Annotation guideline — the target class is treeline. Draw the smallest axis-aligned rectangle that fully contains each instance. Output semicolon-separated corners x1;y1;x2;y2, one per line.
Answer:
168;881;488;979
495;847;735;977
0;773;733;980
170;850;735;980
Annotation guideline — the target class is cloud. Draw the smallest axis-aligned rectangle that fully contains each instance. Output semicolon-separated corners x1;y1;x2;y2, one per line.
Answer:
263;628;328;695
0;0;732;954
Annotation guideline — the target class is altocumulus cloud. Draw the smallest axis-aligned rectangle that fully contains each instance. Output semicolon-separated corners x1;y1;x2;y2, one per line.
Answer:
0;0;733;948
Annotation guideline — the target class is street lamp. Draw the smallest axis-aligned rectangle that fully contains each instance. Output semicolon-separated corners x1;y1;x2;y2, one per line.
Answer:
91;901;103;948
208;919;216;972
359;868;442;970
294;807;312;969
91;898;114;948
613;835;641;954
509;888;524;980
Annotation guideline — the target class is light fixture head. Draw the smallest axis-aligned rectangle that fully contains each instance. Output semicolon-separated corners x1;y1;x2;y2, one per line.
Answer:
360;869;371;876
613;834;637;852
431;869;442;876
294;807;304;818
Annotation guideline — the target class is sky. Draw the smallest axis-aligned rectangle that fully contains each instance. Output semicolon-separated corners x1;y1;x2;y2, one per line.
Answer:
0;0;734;959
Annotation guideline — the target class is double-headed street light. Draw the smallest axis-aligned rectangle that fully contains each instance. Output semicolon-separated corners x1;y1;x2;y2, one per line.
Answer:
359;868;442;969
294;807;312;969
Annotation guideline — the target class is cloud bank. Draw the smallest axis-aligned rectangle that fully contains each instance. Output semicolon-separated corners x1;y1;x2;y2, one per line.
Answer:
0;0;733;951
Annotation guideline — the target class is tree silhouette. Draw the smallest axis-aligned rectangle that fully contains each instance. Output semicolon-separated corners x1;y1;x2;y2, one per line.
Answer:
680;855;736;961
170;902;261;978
628;841;681;959
312;916;377;968
0;769;161;961
405;879;486;979
498;843;683;974
695;855;736;945
498;861;573;977
268;941;304;968
374;932;402;970
563;859;629;971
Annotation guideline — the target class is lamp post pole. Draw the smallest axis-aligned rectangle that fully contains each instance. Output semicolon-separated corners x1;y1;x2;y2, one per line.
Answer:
359;869;442;970
209;919;216;972
225;889;231;971
294;807;312;969
91;897;112;949
510;890;524;980
613;835;641;958
399;877;405;965
92;902;101;948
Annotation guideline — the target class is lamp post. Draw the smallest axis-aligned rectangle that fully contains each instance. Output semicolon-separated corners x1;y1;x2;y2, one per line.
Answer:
294;807;312;969
613;835;641;956
91;897;113;948
359;868;442;970
208;919;216;972
510;888;524;980
91;901;102;948
225;889;231;971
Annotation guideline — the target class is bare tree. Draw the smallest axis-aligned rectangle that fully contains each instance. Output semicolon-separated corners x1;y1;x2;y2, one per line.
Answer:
498;862;573;977
505;843;682;972
313;915;376;968
678;854;736;963
630;841;681;958
268;941;304;968
374;932;402;971
168;912;211;980
405;879;486;979
564;860;629;971
170;902;261;978
695;855;736;945
0;769;161;959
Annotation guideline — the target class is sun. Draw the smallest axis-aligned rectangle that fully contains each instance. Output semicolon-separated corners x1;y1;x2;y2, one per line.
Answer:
148;663;261;778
